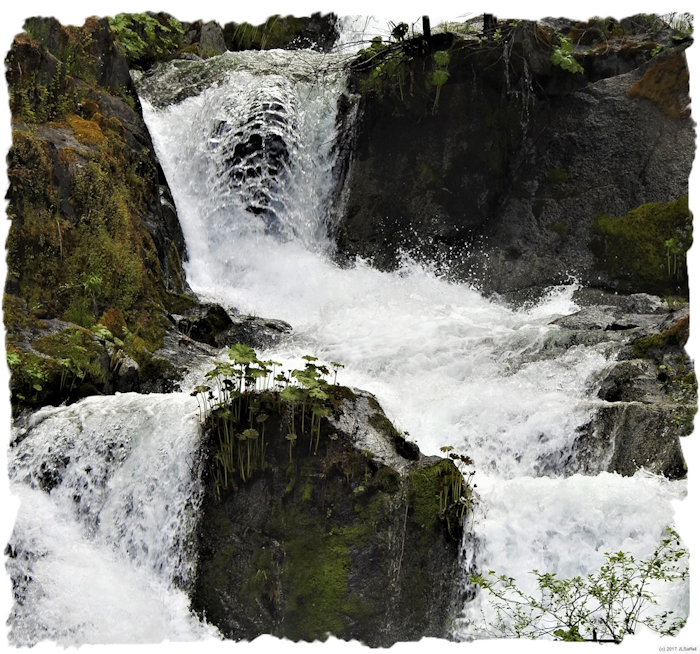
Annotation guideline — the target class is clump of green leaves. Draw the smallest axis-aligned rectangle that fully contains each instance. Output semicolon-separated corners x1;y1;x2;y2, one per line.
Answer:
470;527;688;642
195;344;346;499
551;34;584;74
437;446;474;532
431;50;450;115
108;13;184;68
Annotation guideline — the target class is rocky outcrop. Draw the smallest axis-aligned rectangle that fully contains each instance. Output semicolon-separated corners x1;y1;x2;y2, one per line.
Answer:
199;21;227;58
191;388;467;645
549;298;695;479
222;13;339;52
335;18;694;300
3;16;200;412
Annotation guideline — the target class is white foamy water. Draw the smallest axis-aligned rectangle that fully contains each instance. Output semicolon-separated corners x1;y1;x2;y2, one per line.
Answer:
7;393;219;645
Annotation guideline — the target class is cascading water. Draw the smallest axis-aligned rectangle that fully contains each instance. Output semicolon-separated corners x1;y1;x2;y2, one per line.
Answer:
6;34;689;647
136;46;689;642
6;394;219;644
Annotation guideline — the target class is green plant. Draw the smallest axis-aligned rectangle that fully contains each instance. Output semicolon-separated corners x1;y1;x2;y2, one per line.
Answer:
108;13;184;67
431;50;450;115
470;528;688;642
664;238;686;278
389;22;409;42
551;34;584;74
662;13;693;40
196;345;348;496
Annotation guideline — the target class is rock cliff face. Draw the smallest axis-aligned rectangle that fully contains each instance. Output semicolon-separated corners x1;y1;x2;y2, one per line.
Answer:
335;18;694;301
191;388;467;646
4;16;195;411
3;16;297;412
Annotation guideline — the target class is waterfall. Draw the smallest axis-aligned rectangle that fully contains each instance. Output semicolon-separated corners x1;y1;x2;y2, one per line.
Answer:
138;48;689;642
7;394;219;645
6;37;689;647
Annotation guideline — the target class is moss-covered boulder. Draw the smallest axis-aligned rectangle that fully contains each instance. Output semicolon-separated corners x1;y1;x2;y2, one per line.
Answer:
191;389;468;645
589;197;692;297
4;16;195;413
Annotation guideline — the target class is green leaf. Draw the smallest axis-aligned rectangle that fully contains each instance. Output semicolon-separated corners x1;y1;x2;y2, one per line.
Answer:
434;50;450;67
228;343;259;366
280;386;305;403
432;70;449;88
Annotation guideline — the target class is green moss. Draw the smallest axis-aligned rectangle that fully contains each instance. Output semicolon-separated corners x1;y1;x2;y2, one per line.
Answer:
325;384;358;406
408;464;442;537
548;167;568;184
7;130;57;209
589;196;692;296
3;294;42;333
631;316;690;359
282;519;349;640
627;53;690;119
375;466;401;494
166;241;186;293
161;291;198;314
408;459;465;547
368;412;400;440
33;326;105;387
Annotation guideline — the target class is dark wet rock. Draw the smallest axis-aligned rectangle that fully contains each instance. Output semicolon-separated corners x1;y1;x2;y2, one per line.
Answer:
170;303;293;350
190;389;465;645
574;403;689;479
199;21;227;58
335;19;693;300
564;305;695;479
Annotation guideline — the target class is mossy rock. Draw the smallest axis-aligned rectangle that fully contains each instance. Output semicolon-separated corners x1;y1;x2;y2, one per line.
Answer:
631;315;690;359
191;389;465;645
7;325;109;411
589;196;692;296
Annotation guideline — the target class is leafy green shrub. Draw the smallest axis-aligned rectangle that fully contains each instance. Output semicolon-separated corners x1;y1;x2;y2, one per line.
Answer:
108;13;184;68
470;528;688;642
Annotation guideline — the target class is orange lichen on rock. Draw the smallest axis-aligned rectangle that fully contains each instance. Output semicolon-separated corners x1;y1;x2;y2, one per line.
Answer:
627;53;690;119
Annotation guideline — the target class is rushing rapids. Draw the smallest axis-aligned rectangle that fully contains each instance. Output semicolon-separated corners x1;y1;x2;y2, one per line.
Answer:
5;35;690;647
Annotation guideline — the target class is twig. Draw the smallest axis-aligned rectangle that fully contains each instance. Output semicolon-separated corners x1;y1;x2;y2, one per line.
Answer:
394;503;409;583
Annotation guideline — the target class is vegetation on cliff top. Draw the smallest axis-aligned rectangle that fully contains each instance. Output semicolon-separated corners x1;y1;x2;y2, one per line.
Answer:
108;13;185;69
